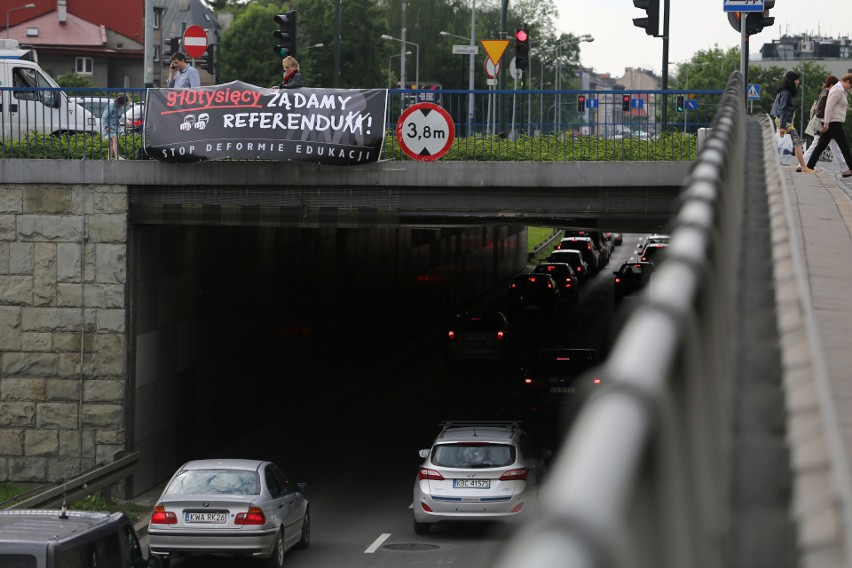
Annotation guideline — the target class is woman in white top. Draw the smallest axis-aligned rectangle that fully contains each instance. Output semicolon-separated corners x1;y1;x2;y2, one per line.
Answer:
805;73;852;177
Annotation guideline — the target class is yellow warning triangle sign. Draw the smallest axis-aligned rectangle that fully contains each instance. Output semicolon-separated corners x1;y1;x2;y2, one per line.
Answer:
481;39;509;65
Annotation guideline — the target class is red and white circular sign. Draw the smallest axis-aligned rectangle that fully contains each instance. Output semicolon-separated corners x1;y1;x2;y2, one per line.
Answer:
182;25;209;59
396;103;455;162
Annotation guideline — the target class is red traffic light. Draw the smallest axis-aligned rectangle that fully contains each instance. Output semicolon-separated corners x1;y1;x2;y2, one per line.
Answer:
515;29;528;42
622;94;631;111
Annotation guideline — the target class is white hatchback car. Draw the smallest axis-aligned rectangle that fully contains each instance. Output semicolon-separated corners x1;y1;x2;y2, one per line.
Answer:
412;421;549;534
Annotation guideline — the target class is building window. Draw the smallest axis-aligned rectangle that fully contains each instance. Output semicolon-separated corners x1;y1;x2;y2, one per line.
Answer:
153;9;162;30
154;45;160;62
75;57;93;75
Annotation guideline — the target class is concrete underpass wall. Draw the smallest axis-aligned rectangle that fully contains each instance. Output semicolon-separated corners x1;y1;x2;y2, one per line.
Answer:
130;223;526;495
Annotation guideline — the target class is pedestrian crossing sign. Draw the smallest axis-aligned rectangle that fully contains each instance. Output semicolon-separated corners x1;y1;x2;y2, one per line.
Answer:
746;84;761;100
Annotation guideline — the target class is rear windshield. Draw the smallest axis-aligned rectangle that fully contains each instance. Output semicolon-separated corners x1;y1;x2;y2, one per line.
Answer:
431;443;516;468
165;469;260;495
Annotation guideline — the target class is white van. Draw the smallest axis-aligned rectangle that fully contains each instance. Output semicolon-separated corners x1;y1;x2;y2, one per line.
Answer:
0;39;99;139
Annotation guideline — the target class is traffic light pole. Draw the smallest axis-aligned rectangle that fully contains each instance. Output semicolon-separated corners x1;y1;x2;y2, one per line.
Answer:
660;0;669;133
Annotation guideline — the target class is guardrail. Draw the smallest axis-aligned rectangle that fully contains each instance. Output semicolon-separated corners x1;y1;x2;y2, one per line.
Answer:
495;73;746;568
2;451;140;509
0;87;721;161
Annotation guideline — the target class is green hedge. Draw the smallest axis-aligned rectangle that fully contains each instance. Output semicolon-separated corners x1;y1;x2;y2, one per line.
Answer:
0;132;144;160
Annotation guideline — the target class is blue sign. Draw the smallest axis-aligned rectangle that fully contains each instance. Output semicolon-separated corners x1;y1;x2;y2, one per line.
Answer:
723;0;764;12
746;84;761;100
587;99;599;109
685;99;699;110
631;98;644;109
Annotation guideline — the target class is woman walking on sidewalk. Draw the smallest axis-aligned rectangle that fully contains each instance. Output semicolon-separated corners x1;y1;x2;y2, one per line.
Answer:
806;73;852;177
802;75;849;173
770;71;814;173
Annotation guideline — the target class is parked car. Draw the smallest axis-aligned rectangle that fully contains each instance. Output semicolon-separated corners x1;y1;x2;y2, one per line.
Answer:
446;310;512;363
548;249;590;284
69;96;111;123
0;509;159;568
520;348;602;416
508;273;561;316
613;261;656;303
147;459;309;568
533;262;579;303
413;421;550;534
121;102;145;134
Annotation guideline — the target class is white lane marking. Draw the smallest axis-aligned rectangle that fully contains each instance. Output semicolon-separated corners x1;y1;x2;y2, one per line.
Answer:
365;532;391;554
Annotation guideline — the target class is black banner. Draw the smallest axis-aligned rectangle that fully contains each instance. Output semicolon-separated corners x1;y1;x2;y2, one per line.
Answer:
144;81;387;165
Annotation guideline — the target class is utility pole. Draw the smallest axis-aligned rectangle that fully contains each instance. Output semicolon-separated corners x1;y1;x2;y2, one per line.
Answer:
144;0;153;87
661;0;670;131
400;0;408;89
334;0;341;87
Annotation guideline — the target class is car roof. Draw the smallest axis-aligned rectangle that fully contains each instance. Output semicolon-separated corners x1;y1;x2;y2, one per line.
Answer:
434;421;522;443
179;459;266;472
0;510;123;544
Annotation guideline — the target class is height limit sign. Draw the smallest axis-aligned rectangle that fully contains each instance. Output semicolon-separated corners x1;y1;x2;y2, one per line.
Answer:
396;103;455;162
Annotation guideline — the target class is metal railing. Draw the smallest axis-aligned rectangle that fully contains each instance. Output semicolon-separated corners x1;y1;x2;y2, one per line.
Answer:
495;74;746;568
2;451;140;510
0;87;721;161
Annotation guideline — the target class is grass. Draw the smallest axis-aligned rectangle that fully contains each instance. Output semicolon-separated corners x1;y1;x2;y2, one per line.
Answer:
1;482;149;523
528;226;562;262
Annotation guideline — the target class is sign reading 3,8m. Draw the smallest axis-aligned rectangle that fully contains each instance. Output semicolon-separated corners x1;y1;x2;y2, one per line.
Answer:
396;102;455;162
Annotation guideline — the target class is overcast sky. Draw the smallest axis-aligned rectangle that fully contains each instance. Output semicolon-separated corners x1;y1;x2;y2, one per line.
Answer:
556;0;852;77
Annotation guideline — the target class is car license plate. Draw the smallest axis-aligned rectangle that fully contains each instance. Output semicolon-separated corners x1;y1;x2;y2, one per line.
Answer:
185;512;227;524
453;479;490;489
550;387;576;394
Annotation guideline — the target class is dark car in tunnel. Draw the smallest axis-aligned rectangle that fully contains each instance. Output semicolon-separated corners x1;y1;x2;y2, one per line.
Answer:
507;273;561;317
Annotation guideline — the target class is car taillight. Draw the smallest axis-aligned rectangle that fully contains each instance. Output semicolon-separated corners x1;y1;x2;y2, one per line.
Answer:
593;377;602;384
500;468;529;481
235;507;266;526
496;331;505;340
614;277;621;283
576;266;582;272
133;119;143;127
418;468;444;480
448;330;455;341
564;279;572;287
150;505;177;525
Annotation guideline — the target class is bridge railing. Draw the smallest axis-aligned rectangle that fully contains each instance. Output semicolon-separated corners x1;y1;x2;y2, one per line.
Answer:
0;87;721;161
494;74;746;568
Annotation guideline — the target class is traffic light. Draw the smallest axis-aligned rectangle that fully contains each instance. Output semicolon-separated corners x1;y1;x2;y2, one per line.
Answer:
514;26;529;71
632;0;660;37
273;10;297;57
201;44;215;76
165;37;180;59
676;95;685;112
727;1;775;36
577;95;586;113
622;94;631;112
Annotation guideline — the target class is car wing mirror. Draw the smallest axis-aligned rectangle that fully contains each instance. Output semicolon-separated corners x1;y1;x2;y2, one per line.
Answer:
295;482;307;493
418;449;430;459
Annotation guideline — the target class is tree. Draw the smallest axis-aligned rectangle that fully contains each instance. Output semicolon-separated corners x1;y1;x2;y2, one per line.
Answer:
55;73;94;88
219;1;288;87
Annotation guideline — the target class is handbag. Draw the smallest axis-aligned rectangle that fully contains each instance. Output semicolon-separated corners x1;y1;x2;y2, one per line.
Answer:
805;115;823;137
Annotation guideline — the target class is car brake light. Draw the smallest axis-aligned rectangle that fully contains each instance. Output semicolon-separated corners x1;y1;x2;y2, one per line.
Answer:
593;378;602;384
587;243;591;250
614;277;621;283
150;505;177;525
547;281;553;289
564;279;572;287
418;468;445;480
576;266;582;272
496;331;504;340
133;119;143;127
234;506;266;526
448;330;455;341
500;468;529;481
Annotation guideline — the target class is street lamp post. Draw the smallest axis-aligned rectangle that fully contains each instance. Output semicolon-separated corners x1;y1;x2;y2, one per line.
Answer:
381;35;419;89
6;3;35;39
555;34;593;132
387;51;412;89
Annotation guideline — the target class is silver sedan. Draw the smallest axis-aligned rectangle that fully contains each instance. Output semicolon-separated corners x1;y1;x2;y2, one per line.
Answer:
147;459;309;567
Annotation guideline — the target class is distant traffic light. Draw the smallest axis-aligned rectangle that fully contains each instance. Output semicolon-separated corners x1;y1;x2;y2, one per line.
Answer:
632;0;660;37
273;10;297;57
165;37;180;58
727;0;775;36
577;95;586;113
514;26;529;70
676;95;685;112
622;94;631;112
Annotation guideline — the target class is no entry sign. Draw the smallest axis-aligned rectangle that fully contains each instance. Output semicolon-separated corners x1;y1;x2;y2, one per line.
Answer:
182;25;208;58
396;103;455;162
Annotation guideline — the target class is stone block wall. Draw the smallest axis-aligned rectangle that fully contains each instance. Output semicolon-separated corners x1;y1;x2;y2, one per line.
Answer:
0;184;127;483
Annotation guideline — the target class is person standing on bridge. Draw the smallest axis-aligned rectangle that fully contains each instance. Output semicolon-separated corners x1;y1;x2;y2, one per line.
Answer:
167;51;201;89
805;73;852;178
100;94;126;160
276;56;304;89
770;71;814;173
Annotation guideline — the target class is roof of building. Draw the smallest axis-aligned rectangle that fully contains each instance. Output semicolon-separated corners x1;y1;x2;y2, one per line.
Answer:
7;10;104;47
